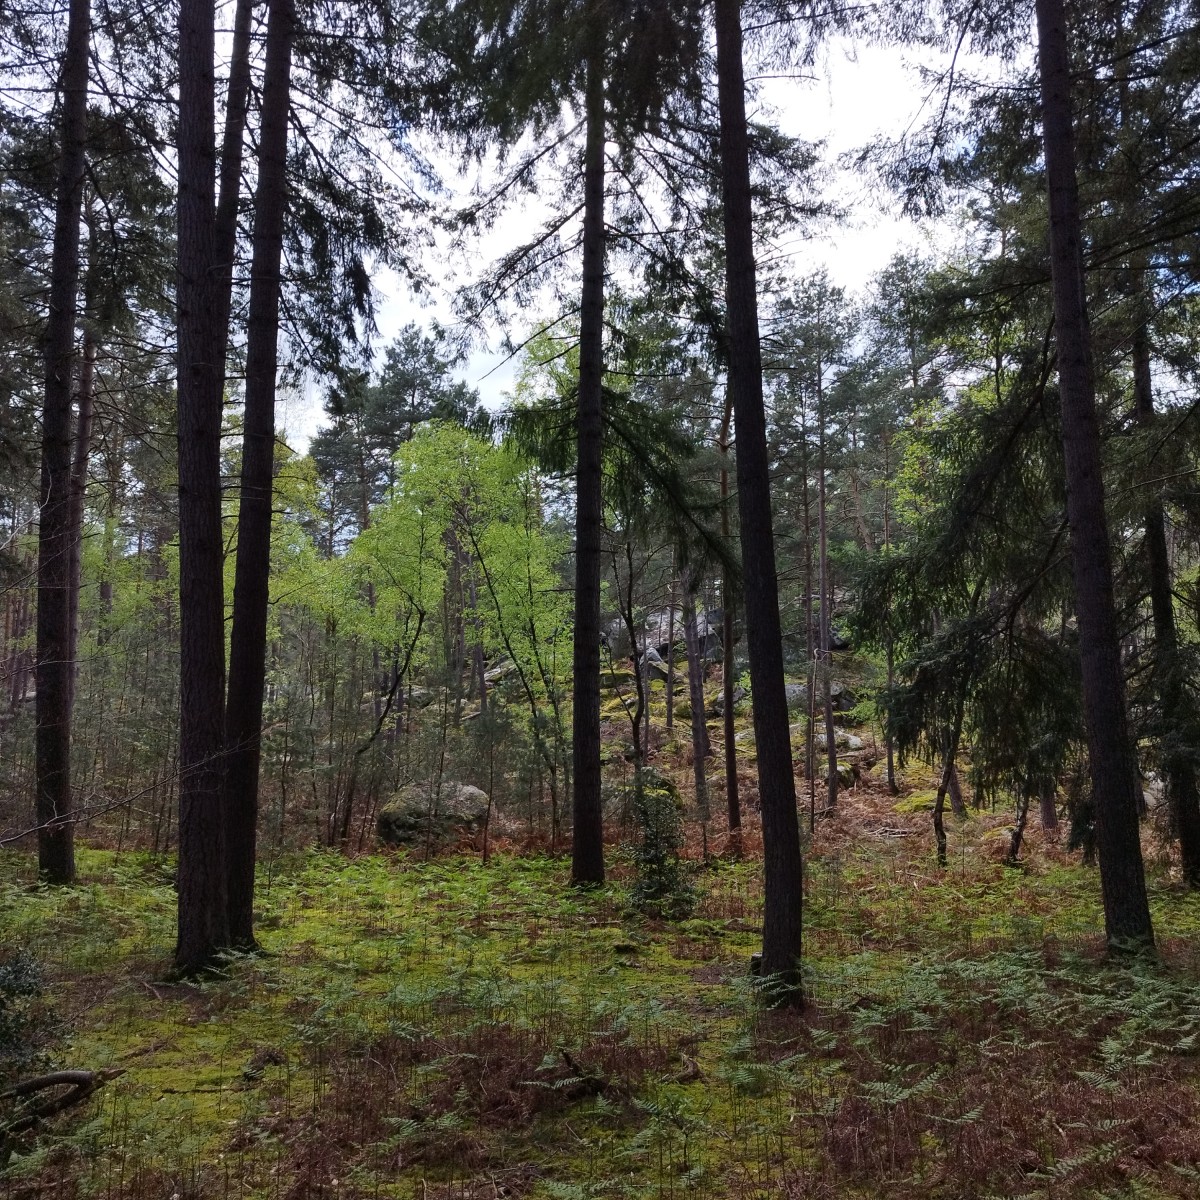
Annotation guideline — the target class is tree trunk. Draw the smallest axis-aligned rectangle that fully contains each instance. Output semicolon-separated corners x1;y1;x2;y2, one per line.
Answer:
1007;793;1031;866
715;0;803;999
175;0;230;973
1132;297;1200;885
1035;0;1153;948
719;393;740;845
1040;782;1059;833
223;0;294;950
682;585;710;759
885;639;898;794
211;0;255;381
682;581;711;857
66;331;97;719
35;0;91;885
947;759;967;818
665;570;676;732
817;352;837;812
570;37;606;887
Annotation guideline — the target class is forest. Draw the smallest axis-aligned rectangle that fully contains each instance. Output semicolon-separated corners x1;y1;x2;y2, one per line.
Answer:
4;0;1200;1194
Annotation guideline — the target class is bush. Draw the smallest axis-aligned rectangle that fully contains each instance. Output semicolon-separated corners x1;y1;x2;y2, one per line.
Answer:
0;951;58;1088
629;768;695;919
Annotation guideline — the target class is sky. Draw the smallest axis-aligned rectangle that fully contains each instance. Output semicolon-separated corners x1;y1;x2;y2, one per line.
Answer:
280;36;951;452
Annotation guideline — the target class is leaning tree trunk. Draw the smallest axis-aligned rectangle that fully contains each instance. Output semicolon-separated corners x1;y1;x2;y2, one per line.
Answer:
715;0;803;999
35;0;91;885
1035;0;1153;948
223;0;295;950
570;36;607;887
175;0;230;973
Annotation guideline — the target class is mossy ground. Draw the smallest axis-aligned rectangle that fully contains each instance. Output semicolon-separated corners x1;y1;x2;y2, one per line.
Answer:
6;727;1200;1198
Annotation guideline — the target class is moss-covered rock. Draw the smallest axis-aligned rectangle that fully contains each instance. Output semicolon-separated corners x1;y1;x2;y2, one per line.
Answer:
377;781;492;847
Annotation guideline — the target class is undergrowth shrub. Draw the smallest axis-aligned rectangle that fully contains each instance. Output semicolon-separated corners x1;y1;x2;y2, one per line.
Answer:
734;950;1200;1198
0;951;58;1088
271;972;688;1196
629;768;695;919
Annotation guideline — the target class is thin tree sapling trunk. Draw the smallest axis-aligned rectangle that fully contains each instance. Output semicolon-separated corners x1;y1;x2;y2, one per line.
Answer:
682;576;710;854
719;393;741;847
817;351;837;811
665;567;676;731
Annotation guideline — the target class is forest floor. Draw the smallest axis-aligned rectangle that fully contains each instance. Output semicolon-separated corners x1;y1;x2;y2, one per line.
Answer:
6;760;1200;1199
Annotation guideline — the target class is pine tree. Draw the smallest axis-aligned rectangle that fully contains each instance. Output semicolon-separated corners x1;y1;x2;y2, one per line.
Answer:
34;0;91;885
1035;0;1153;949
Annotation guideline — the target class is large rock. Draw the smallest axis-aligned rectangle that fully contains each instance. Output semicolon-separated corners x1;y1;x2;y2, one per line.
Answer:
708;685;747;718
785;682;809;713
815;729;863;752
377;780;493;848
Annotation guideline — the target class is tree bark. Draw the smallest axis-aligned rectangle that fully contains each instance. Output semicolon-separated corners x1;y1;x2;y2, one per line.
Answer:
715;0;803;999
682;579;710;842
570;37;606;886
175;0;230;973
211;0;255;382
1132;292;1200;885
719;395;740;844
1040;781;1059;833
665;570;676;732
36;0;91;885
1035;0;1153;948
223;0;295;950
66;331;97;721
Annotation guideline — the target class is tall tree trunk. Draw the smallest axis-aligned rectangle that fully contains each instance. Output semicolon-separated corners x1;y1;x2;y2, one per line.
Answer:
817;392;836;811
570;37;606;886
66;330;97;720
175;0;230;973
36;0;91;885
1035;0;1153;948
719;395;740;845
1132;292;1200;885
223;0;294;950
715;0;803;999
211;0;255;381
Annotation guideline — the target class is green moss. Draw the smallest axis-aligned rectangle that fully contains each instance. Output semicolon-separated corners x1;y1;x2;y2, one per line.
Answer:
893;789;937;813
5;819;1200;1199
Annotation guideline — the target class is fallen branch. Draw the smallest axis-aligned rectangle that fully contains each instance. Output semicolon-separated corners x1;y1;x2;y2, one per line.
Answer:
2;1068;124;1138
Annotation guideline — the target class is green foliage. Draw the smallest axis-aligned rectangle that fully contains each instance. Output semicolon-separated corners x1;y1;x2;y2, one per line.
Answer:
0;952;57;1087
628;768;695;919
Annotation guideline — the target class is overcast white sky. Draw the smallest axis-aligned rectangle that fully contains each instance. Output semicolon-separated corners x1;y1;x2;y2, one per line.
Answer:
279;36;952;451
